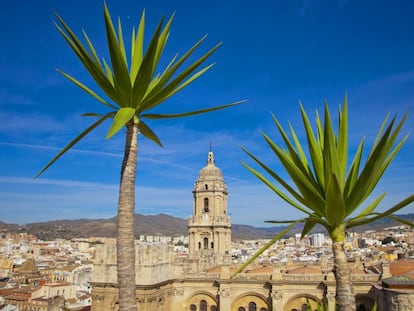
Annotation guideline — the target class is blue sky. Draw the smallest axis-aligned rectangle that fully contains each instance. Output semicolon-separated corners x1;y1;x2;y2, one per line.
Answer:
1;0;414;226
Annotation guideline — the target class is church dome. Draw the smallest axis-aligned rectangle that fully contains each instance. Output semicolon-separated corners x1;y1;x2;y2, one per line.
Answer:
17;259;38;274
197;151;224;181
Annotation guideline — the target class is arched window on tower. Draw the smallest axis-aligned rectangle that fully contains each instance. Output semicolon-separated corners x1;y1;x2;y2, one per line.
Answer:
238;308;246;311
205;184;208;190
248;302;257;311
200;300;207;311
211;242;214;249
204;198;209;212
190;304;196;311
198;242;201;249
203;237;208;249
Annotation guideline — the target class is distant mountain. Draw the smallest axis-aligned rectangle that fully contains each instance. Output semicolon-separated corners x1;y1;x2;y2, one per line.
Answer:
1;213;413;241
4;214;187;241
0;221;19;232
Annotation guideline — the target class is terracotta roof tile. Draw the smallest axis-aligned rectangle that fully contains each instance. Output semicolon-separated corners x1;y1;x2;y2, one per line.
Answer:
390;260;414;276
287;267;322;274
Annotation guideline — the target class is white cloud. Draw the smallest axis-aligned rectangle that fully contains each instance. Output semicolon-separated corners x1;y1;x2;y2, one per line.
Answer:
0;112;64;133
0;88;34;106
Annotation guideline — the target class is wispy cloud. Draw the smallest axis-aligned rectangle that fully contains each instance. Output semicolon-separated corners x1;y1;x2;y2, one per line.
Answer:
351;69;414;117
0;112;64;133
0;88;34;106
0;176;115;188
0;175;192;224
0;142;123;158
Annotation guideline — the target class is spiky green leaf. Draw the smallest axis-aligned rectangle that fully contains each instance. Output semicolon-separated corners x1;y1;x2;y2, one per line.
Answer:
131;17;164;106
138;120;162;146
106;107;136;139
300;104;325;189
130;10;145;83
349;193;385;222
103;3;131;105
141;100;246;119
139;41;221;112
231;220;301;278
54;15;122;105
35;113;114;178
337;94;348;182
57;69;117;110
240;160;313;216
325;173;345;227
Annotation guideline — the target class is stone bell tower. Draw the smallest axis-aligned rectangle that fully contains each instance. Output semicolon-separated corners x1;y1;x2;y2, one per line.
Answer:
188;149;232;264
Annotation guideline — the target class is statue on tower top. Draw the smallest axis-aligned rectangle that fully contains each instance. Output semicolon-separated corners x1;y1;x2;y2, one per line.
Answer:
207;142;215;165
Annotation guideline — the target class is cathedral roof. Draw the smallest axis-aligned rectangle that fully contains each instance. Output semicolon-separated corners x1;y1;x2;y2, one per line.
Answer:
286;266;322;274
197;151;223;181
205;265;238;274
245;266;274;274
390;260;414;276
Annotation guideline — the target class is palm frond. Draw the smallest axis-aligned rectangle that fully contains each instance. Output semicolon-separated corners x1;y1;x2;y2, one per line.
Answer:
138;120;162;146
300;104;325;190
325;173;345;228
106;107;136;139
231;220;301;278
261;132;326;213
347;194;414;228
141;100;245;119
130;10;145;82
103;4;131;104
54;14;122;105
322;104;341;190
240;148;316;215
131;17;165;106
337;94;348;184
35;112;114;178
346;116;406;212
57;69;117;110
139;42;222;112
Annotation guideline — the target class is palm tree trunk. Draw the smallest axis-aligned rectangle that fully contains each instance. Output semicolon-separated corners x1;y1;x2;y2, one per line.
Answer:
332;242;355;311
117;123;138;311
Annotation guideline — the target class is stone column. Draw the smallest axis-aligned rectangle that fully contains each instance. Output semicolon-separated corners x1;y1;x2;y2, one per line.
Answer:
218;285;231;310
327;291;336;311
270;267;283;311
218;267;231;311
326;271;336;311
271;290;283;311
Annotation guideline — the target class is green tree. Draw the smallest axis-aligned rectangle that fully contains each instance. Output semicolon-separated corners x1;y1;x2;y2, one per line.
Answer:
234;96;413;311
36;4;243;311
382;236;396;245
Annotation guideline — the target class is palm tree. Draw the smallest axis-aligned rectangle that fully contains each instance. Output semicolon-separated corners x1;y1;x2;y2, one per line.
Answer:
35;4;244;311
234;96;413;311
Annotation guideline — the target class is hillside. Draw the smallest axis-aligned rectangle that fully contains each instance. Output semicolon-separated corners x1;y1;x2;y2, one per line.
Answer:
1;213;413;241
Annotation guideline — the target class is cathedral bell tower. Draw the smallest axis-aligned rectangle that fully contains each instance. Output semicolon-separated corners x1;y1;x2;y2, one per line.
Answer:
188;149;232;263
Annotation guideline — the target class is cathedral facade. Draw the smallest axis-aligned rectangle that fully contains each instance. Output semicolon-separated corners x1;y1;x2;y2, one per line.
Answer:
90;150;413;311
